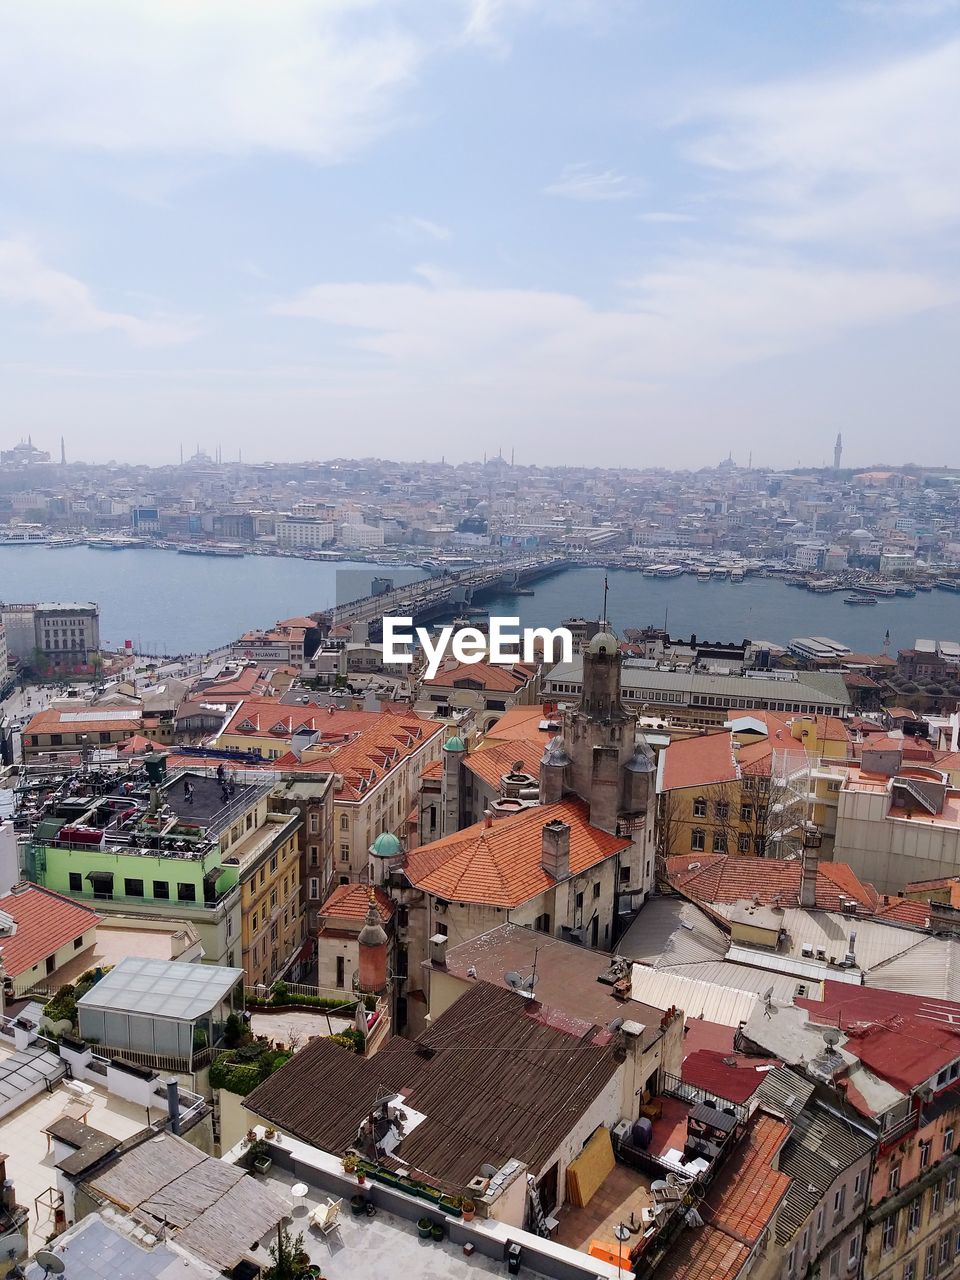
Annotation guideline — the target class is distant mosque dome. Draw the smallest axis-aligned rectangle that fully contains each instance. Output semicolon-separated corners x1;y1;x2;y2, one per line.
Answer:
369;831;402;858
443;734;466;753
587;630;619;656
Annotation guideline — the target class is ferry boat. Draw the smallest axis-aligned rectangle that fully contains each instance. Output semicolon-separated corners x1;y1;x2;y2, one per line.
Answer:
844;593;878;606
696;567;712;582
894;585;917;597
177;544;245;558
653;564;684;577
936;578;960;593
0;528;46;545
87;536;147;550
730;567;745;583
712;566;729;579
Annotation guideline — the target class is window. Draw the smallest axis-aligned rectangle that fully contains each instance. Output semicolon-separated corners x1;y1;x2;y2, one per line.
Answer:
593;882;601;900
945;1127;955;1154
920;1140;932;1170
46;955;56;975
946;1169;957;1203
69;872;82;892
153;880;169;899
50;733;62;746
932;1181;942;1214
816;1206;825;1237
714;801;729;820
340;843;350;862
904;1261;916;1280
123;877;144;898
693;797;707;818
740;804;753;822
534;913;551;934
691;829;705;852
923;1244;935;1279
309;812;319;834
177;882;196;902
336;955;345;988
619;865;630;884
340;814;349;831
73;936;84;950
802;1226;810;1254
575;891;584;910
833;1186;845;1222
909;1200;922;1233
890;1164;902;1193
269;854;278;874
309;877;319;899
848;1237;859;1265
738;833;751;853
309;845;319;866
787;1246;796;1277
712;831;727;854
829;1250;840;1279
940;1234;951;1268
854;1170;865;1203
882;1213;898;1253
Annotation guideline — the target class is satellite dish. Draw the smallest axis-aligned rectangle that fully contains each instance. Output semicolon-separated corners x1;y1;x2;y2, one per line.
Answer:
763;986;774;1002
35;1252;66;1276
823;1027;842;1048
504;971;523;989
606;1017;624;1033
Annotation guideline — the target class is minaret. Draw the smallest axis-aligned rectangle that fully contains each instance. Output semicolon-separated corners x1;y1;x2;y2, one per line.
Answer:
566;630;634;834
60;436;66;465
834;433;843;470
440;733;465;835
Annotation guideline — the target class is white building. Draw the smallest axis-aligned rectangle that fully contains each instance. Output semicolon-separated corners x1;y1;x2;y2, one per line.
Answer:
339;523;385;548
275;514;335;548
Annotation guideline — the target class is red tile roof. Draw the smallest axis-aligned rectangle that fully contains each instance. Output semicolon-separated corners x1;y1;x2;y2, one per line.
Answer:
661;732;739;792
703;1114;790;1244
666;853;878;913
798;982;960;1094
682;1050;781;1105
875;897;931;927
0;884;101;979
404;798;630;907
463;740;544;791
483;704;559;744
658;1224;749;1280
423;659;536;693
319;884;395;922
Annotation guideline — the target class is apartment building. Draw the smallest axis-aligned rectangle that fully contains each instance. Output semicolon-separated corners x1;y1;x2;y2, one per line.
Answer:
231;617;315;665
20;706;144;759
274;513;335;548
34;601;101;671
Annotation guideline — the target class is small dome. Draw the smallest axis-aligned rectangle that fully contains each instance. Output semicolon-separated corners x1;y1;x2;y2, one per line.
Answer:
587;630;618;656
370;831;402;858
625;744;655;773
359;892;389;947
542;736;571;767
443;734;466;753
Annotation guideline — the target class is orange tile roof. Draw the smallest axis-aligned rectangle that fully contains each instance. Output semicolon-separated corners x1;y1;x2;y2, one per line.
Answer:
666;853;878;912
404;798;630;907
661;732;739;792
704;1115;790;1244
875;897;931;927
0;884;101;979
658;1225;749;1280
319;883;395;922
423;659;536;693
22;707;143;736
463;740;544;790
421;759;444;781
483;704;559;744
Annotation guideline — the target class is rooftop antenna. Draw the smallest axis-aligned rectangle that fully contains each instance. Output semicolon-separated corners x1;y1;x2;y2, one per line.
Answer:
601;574;609;629
34;1251;65;1277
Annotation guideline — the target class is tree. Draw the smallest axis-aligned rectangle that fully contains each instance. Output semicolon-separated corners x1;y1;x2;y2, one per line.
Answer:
263;1224;306;1279
706;781;739;856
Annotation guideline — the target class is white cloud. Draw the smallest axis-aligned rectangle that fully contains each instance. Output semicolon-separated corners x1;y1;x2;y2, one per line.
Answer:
682;38;960;244
637;211;697;224
0;238;198;346
545;163;639;202
0;1;438;157
272;254;952;388
401;217;453;241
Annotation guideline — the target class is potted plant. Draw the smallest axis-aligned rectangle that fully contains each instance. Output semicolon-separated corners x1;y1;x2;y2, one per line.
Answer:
246;1139;273;1175
431;1221;445;1242
264;1126;277;1140
417;1216;433;1239
350;1194;368;1216
461;1198;476;1222
341;1152;359;1176
245;1128;257;1144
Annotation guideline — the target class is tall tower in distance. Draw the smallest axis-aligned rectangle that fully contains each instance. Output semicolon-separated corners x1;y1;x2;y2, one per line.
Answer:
834;432;843;470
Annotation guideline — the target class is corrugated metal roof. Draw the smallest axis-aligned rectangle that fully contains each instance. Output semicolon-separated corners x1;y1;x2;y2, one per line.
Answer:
630;964;759;1027
865;936;960;1001
754;1066;814;1122
655;960;815;1004
545;661;850;708
618;897;729;968
775;1105;874;1244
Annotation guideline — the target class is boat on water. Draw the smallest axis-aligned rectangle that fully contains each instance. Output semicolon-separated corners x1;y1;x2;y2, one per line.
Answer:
712;566;729;579
916;582;933;591
696;567;712;582
87;536;147;550
0;529;46;545
894;585;917;597
730;568;745;583
844;593;878;605
935;579;960;592
177;545;245;558
653;564;684;578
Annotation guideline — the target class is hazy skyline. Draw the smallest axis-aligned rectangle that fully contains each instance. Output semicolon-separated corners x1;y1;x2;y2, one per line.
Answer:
1;1;959;468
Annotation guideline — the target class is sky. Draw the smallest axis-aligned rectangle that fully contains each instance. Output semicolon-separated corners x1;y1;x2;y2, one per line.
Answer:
1;0;959;470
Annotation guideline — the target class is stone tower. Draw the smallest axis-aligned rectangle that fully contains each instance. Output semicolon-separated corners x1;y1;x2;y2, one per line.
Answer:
357;891;389;995
440;733;465;836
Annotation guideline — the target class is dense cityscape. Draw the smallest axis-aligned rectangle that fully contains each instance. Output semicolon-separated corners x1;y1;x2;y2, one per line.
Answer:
2;0;959;1277
0;438;959;1280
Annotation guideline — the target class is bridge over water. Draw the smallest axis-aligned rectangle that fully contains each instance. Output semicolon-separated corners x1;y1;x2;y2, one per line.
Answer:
330;555;570;629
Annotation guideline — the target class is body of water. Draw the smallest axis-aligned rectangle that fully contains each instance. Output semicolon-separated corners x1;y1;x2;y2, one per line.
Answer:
1;549;959;656
0;547;425;654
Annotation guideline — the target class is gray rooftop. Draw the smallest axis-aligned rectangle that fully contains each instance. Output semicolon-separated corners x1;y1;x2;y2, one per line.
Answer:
0;1041;64;1110
23;1212;220;1280
77;957;243;1022
544;659;850;708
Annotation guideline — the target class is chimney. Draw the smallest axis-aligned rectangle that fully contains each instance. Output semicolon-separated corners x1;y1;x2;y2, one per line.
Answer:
483;809;493;829
800;844;818;909
166;1078;181;1134
542;819;571;881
